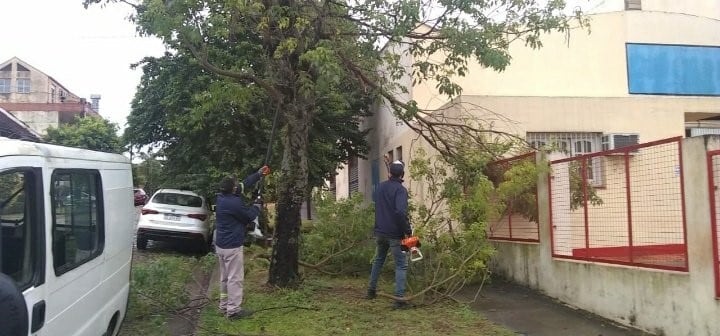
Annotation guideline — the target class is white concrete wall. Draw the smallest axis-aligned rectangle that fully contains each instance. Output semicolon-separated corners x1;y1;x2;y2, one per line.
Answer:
491;136;720;336
641;0;720;20
9;110;58;135
577;0;720;20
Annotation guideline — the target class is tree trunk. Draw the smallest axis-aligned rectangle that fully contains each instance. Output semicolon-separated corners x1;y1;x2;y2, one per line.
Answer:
268;103;309;287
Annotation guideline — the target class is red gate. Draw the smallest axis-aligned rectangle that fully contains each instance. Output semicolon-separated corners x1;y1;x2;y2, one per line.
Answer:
549;137;688;271
707;150;720;297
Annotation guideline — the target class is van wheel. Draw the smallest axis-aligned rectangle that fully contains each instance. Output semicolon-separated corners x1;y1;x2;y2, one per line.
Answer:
103;312;120;336
136;235;148;250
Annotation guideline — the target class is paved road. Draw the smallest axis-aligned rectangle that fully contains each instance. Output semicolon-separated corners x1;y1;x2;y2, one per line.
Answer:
461;281;652;336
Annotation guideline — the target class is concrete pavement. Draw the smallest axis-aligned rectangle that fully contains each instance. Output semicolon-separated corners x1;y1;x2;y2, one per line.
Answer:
461;280;653;336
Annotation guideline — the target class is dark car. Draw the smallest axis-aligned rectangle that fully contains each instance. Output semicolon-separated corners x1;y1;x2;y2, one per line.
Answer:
133;188;148;206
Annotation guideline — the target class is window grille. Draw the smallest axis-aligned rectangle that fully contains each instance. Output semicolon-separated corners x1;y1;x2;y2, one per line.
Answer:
527;132;605;186
348;157;359;194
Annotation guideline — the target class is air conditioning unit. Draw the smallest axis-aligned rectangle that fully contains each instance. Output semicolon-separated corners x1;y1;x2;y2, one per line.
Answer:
601;133;639;154
625;0;641;10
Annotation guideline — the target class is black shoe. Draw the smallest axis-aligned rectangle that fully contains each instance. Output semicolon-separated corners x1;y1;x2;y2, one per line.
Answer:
365;289;376;300
392;301;410;310
227;309;254;320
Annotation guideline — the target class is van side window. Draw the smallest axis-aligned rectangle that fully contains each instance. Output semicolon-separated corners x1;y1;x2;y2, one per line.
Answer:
0;169;41;289
51;170;104;275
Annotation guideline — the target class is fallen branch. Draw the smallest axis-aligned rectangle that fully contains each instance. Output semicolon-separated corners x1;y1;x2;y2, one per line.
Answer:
301;238;369;268
298;260;341;275
376;247;483;302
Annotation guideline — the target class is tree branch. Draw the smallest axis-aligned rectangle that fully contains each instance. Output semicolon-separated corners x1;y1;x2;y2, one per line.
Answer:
301;238;368;268
377;247;483;302
185;43;282;100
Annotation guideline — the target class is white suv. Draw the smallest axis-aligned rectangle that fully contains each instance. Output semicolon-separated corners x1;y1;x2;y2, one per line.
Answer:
136;189;213;251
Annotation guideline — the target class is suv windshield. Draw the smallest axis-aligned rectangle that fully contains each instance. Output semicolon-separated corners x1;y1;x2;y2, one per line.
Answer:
152;193;202;208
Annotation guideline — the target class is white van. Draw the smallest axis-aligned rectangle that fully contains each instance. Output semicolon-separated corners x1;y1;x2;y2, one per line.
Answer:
0;137;134;336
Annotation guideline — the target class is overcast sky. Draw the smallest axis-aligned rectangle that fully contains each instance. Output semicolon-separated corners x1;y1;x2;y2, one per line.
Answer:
0;0;165;131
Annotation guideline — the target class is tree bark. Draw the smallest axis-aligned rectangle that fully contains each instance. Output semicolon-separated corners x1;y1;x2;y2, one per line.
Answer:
262;0;313;287
268;102;309;287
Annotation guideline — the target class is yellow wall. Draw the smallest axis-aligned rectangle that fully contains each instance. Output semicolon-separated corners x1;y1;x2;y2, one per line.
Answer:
411;11;720;102
642;0;720;20
457;95;720;143
341;9;720;205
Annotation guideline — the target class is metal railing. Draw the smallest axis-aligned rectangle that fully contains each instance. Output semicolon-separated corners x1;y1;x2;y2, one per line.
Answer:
549;137;688;271
706;150;720;297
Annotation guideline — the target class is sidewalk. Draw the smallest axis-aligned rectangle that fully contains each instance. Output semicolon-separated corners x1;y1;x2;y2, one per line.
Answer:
460;280;653;336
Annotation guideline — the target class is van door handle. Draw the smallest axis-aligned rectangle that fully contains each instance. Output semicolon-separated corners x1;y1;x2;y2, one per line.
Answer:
31;300;45;332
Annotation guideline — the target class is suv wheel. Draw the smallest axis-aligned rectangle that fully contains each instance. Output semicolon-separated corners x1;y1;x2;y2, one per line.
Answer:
136;234;148;250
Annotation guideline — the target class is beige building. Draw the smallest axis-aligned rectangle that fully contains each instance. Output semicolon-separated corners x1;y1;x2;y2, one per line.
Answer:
334;1;720;334
336;0;720;202
0;57;101;136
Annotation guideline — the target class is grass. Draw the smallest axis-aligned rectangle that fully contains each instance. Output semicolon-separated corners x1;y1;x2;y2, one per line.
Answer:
197;265;514;336
119;245;513;336
120;251;211;336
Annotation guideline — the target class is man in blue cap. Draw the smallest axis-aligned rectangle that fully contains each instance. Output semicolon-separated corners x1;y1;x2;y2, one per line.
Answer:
366;160;411;309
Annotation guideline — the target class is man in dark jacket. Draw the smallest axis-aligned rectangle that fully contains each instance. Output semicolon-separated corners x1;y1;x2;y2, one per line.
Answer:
366;160;411;309
215;165;270;319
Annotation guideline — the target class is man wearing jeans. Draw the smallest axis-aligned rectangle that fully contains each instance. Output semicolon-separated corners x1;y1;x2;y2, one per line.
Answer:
366;160;412;309
215;166;270;319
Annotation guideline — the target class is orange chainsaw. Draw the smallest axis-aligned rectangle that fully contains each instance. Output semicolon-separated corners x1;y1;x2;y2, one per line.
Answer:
401;235;423;262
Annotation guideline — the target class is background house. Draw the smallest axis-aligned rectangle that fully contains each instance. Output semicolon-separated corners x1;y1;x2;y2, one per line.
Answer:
335;0;720;203
0;57;102;136
0;107;41;141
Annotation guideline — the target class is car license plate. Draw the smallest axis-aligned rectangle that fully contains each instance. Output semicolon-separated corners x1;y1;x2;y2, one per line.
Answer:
164;214;181;221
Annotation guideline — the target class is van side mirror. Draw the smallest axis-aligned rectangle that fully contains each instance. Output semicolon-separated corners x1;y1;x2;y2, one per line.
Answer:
0;273;29;336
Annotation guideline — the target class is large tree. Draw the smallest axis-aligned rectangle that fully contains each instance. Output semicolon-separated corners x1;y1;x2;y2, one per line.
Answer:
45;116;123;153
124;52;370;200
87;0;584;287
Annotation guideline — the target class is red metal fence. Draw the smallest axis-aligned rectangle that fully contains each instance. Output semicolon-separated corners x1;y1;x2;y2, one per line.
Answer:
487;152;540;243
707;150;720;297
549;137;688;271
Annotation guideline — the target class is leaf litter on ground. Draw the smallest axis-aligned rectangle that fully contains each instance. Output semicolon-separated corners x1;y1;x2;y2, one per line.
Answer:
197;267;514;336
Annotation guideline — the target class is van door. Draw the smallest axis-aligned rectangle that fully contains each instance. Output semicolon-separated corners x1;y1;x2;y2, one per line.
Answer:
44;169;106;335
0;166;47;335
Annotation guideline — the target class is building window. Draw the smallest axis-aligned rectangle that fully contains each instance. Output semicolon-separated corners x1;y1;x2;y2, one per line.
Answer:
395;146;403;162
0;64;11;81
51;170;104;275
348;157;359;195
625;0;641;10
0;78;10;93
50;86;56;103
527;132;604;186
16;78;31;94
0;169;42;290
